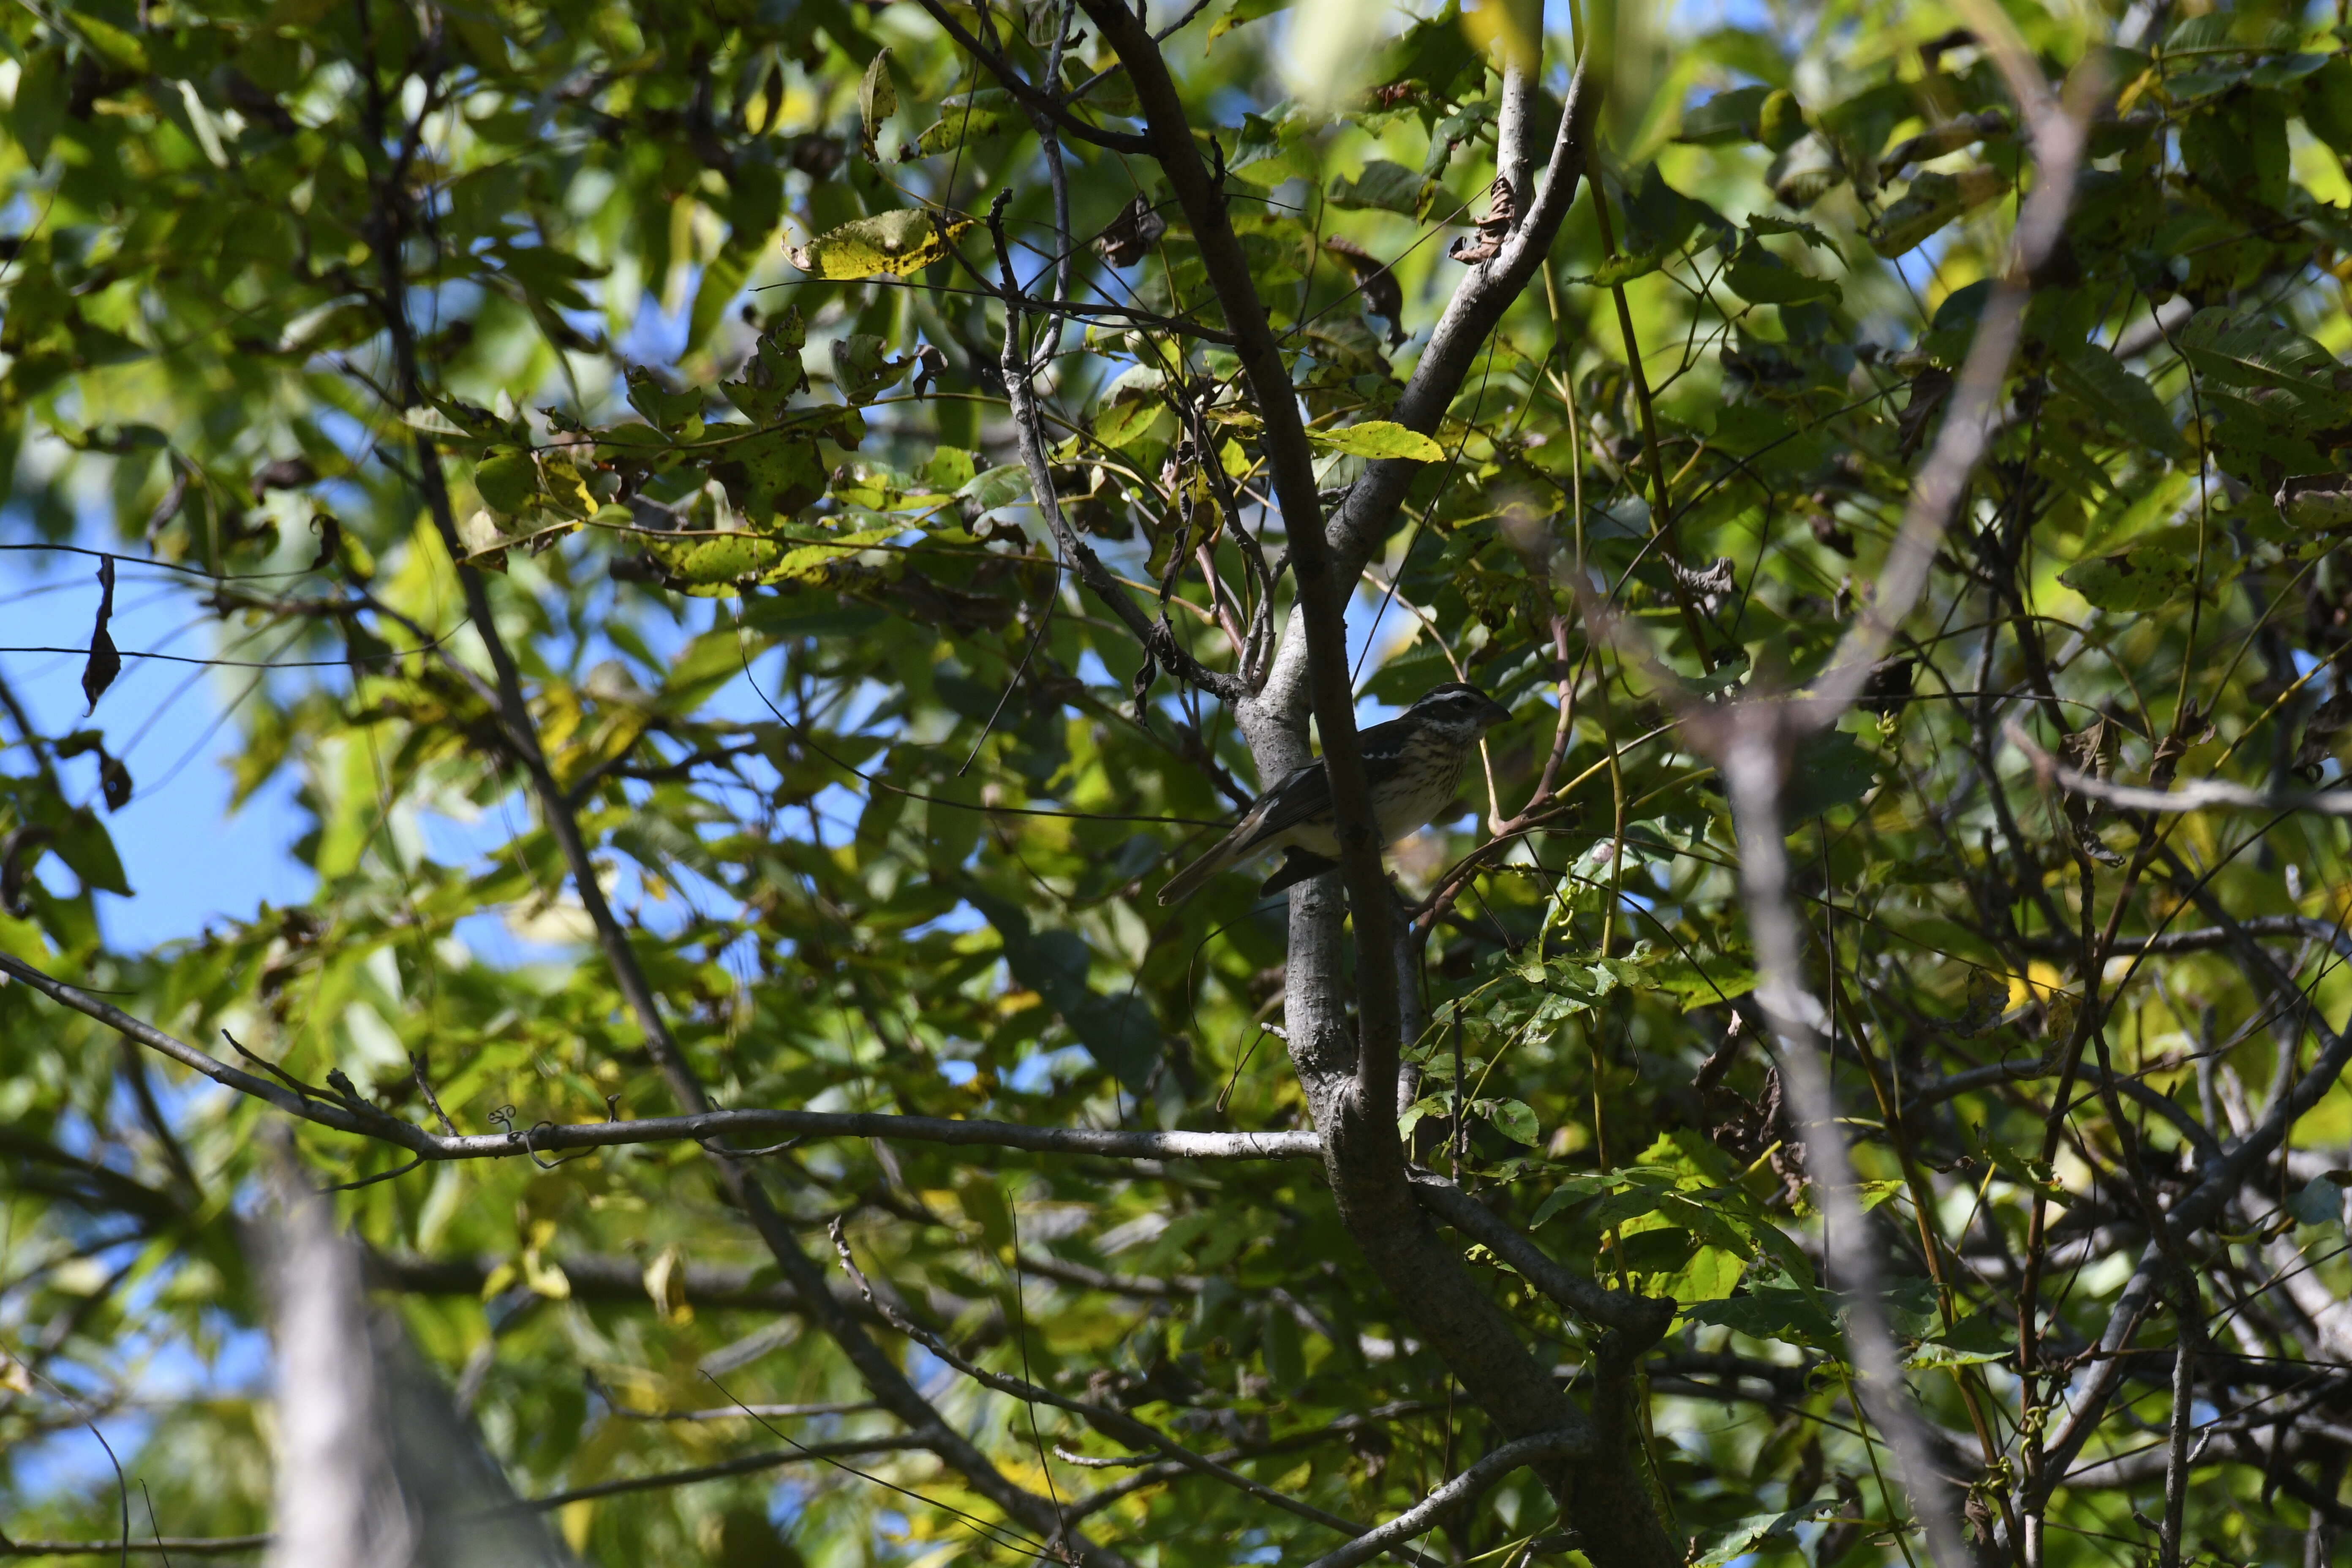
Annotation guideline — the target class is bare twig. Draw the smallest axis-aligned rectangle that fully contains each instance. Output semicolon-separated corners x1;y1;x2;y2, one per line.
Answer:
1294;1429;1595;1568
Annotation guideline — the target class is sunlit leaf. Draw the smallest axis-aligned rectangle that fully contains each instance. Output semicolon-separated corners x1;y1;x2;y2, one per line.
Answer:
1307;420;1444;460
785;209;974;278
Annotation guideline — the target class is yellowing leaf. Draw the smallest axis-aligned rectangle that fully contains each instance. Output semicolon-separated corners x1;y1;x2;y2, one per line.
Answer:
1306;420;1444;462
643;1244;693;1324
521;1248;572;1300
765;526;901;583
786;210;972;279
644;531;783;594
540;455;599;518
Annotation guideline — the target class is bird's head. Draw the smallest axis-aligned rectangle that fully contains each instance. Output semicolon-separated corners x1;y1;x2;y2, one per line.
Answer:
1406;682;1513;740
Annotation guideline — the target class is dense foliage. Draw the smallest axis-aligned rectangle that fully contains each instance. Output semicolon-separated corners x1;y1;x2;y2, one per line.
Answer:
6;0;2352;1563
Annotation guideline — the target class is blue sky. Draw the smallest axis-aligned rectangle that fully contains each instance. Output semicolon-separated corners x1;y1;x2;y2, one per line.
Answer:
1;545;316;950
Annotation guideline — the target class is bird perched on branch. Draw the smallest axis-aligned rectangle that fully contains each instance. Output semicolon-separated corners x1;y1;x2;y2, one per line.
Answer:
1158;683;1512;905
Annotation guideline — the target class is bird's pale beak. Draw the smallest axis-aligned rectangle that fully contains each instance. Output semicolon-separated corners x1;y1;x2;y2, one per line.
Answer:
1478;696;1512;729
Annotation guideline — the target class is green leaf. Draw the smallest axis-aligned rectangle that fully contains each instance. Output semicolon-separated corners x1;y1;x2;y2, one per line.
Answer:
858;48;897;160
74;13;151;74
2177;308;2352;434
922;447;978;492
956;464;1031;514
1327;160;1430;218
1228;111;1306;182
2303;57;2352;156
1306;420;1444;461
1690;1508;1828;1568
2053;340;2183;455
1527;1173;1622;1227
1660;1244;1747;1306
905;90;1019;159
642;530;783;593
1870;167;2010;259
2291;1173;2347;1227
1780;729;1876;818
688;244;757;353
1367;1;1483;103
786;210;973;279
1620;166;1723;256
830;334;906;404
964;888;1161;1091
1682;1280;1840;1348
1674;84;1772;145
720;316;815;420
764;525;901;583
10;48;68;166
473;452;540;514
49;807;131;897
1476;1098;1539;1146
2058;524;2216;612
1907;1312;2013;1369
626;368;706;430
1723;244;1841;306
1639;950;1757;1010
1855;1178;1908;1213
715;424;834;521
1094;397;1173;451
1567;251;1667;289
1208;0;1287;45
1396;1093;1451;1138
2277;475;2352;530
829;462;922;510
1746;214;1831;249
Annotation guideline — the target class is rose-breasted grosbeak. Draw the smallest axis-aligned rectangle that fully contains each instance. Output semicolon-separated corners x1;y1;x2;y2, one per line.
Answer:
1158;682;1513;905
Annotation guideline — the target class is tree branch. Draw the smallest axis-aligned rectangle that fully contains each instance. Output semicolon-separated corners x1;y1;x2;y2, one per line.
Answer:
1;949;1317;1165
1076;0;1401;1122
1295;1429;1595;1568
351;70;1134;1557
1406;1171;1672;1346
908;0;1153;155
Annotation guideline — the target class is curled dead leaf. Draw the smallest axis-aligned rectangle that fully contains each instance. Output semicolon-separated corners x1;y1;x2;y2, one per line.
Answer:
1092;195;1167;267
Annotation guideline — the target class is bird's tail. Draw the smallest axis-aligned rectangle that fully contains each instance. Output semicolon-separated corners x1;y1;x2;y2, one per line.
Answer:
1157;833;1245;904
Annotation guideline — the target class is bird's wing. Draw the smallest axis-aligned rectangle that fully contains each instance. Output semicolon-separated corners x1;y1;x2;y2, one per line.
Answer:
1230;718;1418;852
1228;758;1331;852
1355;715;1418;783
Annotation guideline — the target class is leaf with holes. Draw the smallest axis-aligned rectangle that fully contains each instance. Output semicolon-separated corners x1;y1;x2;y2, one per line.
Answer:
787;210;973;279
